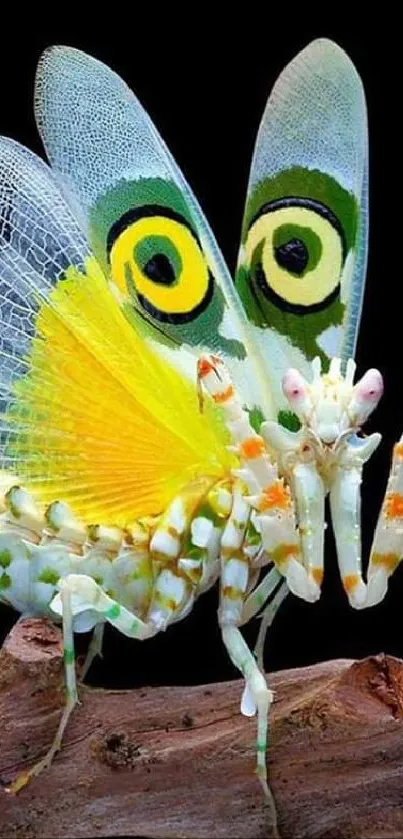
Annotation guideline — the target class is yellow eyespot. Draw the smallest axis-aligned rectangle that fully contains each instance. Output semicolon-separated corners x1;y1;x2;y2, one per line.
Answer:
109;211;212;323
245;200;345;312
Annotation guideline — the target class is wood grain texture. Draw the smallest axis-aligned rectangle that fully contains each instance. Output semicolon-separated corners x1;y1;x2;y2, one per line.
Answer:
1;617;403;838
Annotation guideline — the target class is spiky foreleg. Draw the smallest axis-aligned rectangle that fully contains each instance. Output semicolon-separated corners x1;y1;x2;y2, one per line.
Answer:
198;354;319;603
366;440;403;604
330;435;382;608
6;581;78;793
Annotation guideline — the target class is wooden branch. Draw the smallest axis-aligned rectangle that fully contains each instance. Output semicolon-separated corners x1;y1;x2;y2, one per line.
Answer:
1;619;403;838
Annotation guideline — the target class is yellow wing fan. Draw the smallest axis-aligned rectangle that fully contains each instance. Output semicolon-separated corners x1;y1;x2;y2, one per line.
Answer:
5;258;233;526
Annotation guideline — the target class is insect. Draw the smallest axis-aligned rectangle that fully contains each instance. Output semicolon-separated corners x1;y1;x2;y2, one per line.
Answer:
0;39;400;818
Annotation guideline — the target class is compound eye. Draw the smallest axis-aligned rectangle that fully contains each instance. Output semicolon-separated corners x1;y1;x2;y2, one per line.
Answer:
282;369;312;419
349;369;384;425
355;369;384;404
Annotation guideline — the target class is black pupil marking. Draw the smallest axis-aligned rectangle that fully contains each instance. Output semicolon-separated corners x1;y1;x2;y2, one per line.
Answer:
143;253;176;285
274;238;309;276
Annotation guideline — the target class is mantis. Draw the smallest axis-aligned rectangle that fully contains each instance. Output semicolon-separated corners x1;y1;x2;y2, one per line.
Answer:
0;40;399;827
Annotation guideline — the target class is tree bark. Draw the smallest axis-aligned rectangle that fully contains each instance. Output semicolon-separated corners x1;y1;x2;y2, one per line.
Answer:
1;618;403;839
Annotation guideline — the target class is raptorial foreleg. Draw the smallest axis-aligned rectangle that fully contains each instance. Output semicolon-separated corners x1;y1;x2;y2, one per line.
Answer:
366;439;403;604
329;435;384;608
198;354;320;602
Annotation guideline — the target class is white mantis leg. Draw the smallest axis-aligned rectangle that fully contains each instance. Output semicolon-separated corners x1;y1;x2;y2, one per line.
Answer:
216;479;276;813
5;572;179;793
330;435;384;608
79;621;105;681
221;625;278;836
198;358;282;820
6;581;78;793
241;566;283;625
253;581;289;673
239;574;288;718
289;461;325;592
367;439;403;603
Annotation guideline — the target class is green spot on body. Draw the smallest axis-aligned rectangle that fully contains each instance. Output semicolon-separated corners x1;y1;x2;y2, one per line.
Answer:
257;741;266;753
104;603;121;620
38;568;61;586
127;569;142;582
64;647;75;665
93;575;104;586
246;520;261;546
0;571;11;590
196;503;222;528
130;618;139;634
248;406;265;434
185;544;206;561
0;549;12;568
277;410;301;432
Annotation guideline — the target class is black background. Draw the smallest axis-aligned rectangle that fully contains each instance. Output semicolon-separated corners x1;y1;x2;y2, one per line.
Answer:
0;23;400;689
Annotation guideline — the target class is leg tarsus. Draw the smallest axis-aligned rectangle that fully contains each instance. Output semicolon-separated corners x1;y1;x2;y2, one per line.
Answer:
5;694;77;793
221;623;278;827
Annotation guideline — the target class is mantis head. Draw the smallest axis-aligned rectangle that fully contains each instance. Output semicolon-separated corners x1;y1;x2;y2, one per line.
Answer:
282;357;383;446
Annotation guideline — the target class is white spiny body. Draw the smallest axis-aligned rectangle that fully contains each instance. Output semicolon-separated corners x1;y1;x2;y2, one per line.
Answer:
2;351;403;802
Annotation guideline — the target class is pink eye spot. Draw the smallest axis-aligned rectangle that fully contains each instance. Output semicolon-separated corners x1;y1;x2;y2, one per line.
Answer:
356;370;384;404
282;369;306;403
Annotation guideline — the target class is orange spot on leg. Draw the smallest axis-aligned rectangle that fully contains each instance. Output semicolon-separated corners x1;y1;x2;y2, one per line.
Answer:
271;543;300;567
197;358;214;378
239;436;266;459
384;493;403;519
197;355;223;379
222;585;243;601
343;573;361;594
258;480;292;512
311;567;324;586
212;385;234;404
370;552;400;573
